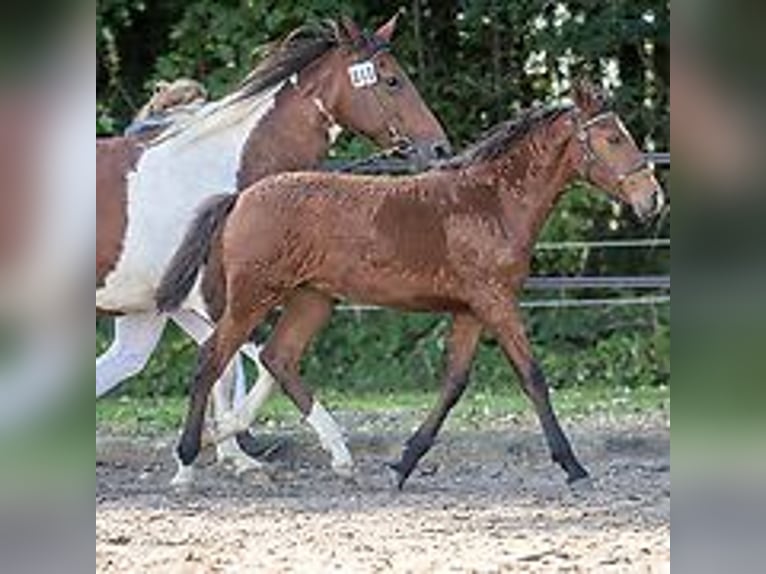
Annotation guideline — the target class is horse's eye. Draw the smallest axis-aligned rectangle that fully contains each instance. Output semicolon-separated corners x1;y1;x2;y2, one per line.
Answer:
386;76;402;90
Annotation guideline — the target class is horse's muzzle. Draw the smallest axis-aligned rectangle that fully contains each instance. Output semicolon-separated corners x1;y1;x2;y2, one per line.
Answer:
634;187;666;222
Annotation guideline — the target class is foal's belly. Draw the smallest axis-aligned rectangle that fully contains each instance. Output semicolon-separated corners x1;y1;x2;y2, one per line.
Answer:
313;266;470;314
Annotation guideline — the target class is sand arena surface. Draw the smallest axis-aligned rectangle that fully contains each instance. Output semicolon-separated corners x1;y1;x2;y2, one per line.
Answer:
97;412;669;573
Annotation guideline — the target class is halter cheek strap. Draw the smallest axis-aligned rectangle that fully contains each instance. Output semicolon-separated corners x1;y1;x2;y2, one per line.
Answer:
312;97;343;143
345;50;410;149
575;111;650;185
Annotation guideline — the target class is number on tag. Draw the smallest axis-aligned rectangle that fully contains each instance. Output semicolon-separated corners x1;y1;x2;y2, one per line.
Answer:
348;61;378;89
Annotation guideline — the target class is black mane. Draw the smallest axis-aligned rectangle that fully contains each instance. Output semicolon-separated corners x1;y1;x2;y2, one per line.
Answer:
438;104;574;170
149;20;347;145
235;21;340;102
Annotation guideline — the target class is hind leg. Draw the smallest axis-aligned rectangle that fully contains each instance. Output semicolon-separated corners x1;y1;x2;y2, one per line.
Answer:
170;309;261;474
173;296;277;488
260;289;354;477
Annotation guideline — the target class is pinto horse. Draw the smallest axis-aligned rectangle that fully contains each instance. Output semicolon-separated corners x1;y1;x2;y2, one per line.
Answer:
158;80;664;488
96;15;449;481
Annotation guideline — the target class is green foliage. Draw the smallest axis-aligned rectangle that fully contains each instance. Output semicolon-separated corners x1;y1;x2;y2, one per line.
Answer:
97;305;669;400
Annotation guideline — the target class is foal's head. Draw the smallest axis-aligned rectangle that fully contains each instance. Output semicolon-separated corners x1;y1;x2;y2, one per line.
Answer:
557;80;665;221
307;14;451;162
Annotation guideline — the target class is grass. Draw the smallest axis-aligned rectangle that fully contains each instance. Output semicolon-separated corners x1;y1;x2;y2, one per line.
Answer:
96;384;670;437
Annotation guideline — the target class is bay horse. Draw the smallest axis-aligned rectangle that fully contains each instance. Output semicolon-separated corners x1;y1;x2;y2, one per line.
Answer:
158;80;665;488
96;15;450;482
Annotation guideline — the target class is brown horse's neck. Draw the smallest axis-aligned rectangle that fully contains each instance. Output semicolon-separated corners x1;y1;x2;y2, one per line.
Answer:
236;83;336;189
479;133;577;255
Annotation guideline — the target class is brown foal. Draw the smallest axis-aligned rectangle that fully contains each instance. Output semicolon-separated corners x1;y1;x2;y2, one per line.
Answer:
158;80;664;489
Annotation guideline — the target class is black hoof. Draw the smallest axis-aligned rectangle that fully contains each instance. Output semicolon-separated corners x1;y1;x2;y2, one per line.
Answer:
235;431;285;461
566;466;590;485
177;430;201;467
567;475;594;495
385;461;411;490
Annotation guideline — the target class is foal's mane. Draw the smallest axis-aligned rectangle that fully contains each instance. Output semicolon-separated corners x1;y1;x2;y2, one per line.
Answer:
147;20;343;146
438;104;574;170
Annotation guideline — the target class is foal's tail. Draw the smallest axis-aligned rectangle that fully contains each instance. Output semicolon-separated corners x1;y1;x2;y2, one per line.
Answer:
155;193;238;312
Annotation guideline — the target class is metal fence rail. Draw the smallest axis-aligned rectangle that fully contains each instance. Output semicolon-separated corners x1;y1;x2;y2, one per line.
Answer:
645;152;670;165
525;275;670;290
535;238;670;250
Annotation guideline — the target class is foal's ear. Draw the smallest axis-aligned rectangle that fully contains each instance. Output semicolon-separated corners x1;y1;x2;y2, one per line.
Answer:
375;9;404;43
337;16;363;45
571;77;607;116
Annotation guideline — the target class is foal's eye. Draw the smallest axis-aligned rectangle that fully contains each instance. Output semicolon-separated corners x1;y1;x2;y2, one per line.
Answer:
385;76;402;90
607;134;622;145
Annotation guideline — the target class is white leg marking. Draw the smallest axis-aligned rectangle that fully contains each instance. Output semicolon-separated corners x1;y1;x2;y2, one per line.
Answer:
232;355;247;405
96;313;166;398
170;453;195;489
216;351;276;440
305;402;354;476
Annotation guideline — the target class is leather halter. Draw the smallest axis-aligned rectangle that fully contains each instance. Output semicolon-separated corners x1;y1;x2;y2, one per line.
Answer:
575;111;650;186
349;41;412;150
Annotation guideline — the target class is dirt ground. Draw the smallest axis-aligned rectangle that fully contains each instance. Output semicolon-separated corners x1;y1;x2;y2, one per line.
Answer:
96;411;670;573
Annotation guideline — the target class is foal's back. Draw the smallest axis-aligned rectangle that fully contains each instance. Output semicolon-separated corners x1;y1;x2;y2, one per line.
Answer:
224;169;509;309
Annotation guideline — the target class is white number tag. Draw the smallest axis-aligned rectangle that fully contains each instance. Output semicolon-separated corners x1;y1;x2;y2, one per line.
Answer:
348;61;378;89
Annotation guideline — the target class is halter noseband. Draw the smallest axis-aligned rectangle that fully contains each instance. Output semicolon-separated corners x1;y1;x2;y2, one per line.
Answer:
575;111;649;185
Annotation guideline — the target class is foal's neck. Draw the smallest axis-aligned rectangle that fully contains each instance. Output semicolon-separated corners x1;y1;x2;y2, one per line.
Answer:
236;84;335;189
488;133;576;252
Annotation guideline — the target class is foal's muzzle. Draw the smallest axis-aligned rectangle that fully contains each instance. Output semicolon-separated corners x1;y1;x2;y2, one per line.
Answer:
633;187;666;222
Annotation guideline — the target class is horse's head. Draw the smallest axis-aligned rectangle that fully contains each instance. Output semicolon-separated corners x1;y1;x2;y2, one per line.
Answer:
311;14;451;163
565;79;665;221
134;78;207;122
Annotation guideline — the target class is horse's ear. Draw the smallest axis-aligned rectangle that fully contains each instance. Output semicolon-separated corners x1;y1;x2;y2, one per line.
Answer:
337;16;363;45
571;77;607;116
375;9;404;43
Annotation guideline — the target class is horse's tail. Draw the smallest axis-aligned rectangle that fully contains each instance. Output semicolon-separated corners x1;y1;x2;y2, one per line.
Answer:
155;193;238;312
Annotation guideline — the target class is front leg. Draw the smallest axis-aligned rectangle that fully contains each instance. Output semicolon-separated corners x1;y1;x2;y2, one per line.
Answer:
390;313;483;489
96;312;166;398
473;297;588;483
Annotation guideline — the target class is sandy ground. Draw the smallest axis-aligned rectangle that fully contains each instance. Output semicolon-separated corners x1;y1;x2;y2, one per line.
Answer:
97;411;670;573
